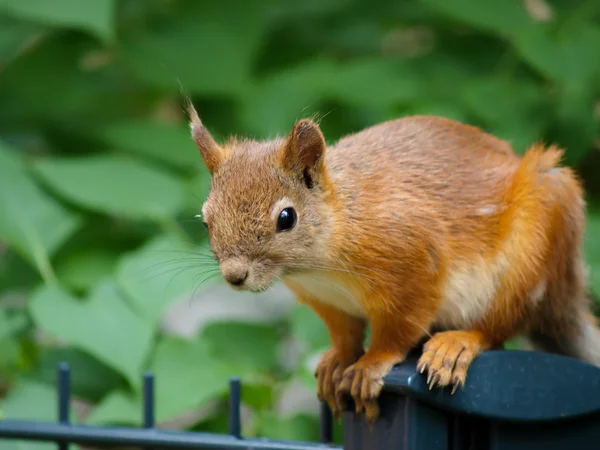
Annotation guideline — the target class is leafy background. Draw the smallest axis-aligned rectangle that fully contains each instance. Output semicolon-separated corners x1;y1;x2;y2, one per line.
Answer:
1;0;600;447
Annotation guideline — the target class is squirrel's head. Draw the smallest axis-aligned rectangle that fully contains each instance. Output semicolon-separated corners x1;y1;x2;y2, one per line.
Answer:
188;102;334;292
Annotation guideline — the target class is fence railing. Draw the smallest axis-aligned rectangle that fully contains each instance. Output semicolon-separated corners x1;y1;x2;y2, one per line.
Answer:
1;350;600;449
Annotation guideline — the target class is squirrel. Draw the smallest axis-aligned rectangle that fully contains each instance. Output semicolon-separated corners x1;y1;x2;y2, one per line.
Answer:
186;99;600;423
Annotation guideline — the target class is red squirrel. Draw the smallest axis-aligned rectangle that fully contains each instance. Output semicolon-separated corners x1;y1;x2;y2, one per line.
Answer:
186;100;600;423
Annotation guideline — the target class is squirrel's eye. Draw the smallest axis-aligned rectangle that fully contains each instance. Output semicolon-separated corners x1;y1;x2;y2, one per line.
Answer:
276;208;297;232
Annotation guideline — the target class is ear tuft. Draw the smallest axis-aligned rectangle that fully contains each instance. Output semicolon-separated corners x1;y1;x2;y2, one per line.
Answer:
185;98;223;174
283;119;326;173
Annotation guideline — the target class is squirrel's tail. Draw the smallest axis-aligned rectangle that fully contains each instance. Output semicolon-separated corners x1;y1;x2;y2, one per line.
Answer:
528;300;600;368
513;144;600;367
509;143;580;202
564;306;600;367
500;143;585;289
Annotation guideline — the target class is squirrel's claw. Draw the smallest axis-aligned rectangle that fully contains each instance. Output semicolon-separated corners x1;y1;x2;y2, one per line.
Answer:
336;357;396;424
417;330;487;394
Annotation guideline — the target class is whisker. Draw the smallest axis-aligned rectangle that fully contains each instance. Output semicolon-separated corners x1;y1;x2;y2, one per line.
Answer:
160;266;220;300
133;258;217;277
287;263;378;285
190;192;204;203
147;249;216;258
161;266;201;294
178;219;206;224
189;271;221;303
137;264;205;283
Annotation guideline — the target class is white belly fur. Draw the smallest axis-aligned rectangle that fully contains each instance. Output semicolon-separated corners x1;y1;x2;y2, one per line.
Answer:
287;254;547;329
435;254;509;329
436;253;549;329
286;272;367;318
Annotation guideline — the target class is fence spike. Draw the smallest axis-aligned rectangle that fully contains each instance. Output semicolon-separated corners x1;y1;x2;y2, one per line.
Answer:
228;377;241;438
143;372;155;429
57;362;71;450
319;402;333;444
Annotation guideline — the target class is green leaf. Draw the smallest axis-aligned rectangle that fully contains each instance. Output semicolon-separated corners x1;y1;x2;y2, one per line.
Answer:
96;120;202;173
184;172;212;213
289;305;329;354
150;337;233;422
548;85;598;166
504;337;522;350
241;58;420;137
0;250;41;293
328;59;421;107
32;155;187;220
266;0;353;20
421;0;533;35
461;78;548;153
0;34;137;124
2;382;56;418
120;1;265;96
585;213;600;297
0;0;115;42
201;322;282;375
241;382;275;411
88;337;233;425
0;380;66;450
55;247;121;291
35;348;124;402
403;101;468;123
0;17;45;67
0;141;81;273
85;390;140;426
29;282;154;387
255;412;319;441
0;310;28;342
0;311;28;371
514;23;600;86
116;235;219;324
462;79;545;125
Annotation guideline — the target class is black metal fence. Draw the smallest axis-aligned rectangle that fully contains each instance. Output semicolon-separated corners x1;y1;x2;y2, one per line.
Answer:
1;350;600;450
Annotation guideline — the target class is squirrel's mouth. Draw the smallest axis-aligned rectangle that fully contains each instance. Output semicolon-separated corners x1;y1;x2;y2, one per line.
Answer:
220;259;281;293
227;278;276;294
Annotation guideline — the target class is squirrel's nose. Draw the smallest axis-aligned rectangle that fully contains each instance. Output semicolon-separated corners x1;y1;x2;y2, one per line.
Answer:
226;271;248;286
221;260;249;287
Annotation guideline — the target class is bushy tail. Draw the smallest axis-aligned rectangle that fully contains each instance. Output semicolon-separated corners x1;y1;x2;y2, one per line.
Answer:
507;143;573;202
516;145;599;367
569;308;600;367
499;144;583;285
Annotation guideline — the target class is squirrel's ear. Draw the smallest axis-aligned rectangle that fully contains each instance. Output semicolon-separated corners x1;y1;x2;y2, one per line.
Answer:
186;100;223;174
281;119;326;173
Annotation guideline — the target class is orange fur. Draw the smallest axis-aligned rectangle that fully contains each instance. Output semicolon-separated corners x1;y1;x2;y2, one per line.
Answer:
187;105;598;424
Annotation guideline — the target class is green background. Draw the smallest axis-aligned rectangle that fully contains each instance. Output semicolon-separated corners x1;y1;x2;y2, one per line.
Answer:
1;0;600;446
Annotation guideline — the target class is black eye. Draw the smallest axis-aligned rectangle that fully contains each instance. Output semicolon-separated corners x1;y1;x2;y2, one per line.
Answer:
276;208;297;232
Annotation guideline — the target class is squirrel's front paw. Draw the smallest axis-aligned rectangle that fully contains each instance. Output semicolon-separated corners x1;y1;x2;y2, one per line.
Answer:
314;349;358;419
336;355;401;424
417;330;487;394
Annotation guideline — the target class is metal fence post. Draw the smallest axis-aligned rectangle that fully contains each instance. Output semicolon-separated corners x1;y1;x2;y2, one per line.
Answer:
2;351;600;449
57;363;70;450
228;377;242;439
143;372;155;450
319;402;333;444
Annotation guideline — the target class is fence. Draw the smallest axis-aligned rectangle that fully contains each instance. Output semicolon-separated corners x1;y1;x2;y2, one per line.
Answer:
0;350;599;449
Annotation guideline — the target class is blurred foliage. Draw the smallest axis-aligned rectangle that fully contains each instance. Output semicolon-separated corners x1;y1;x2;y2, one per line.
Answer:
0;0;600;446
